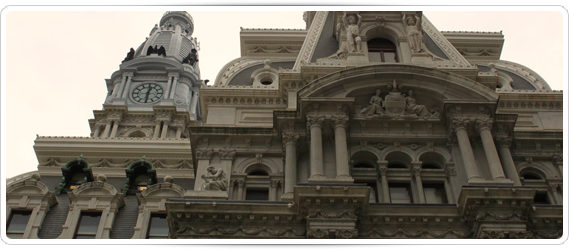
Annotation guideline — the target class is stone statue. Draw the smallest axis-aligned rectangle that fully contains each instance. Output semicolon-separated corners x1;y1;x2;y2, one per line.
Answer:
200;166;228;191
183;48;199;66
343;12;362;52
122;48;135;63
405;90;430;117
402;14;425;53
360;89;385;117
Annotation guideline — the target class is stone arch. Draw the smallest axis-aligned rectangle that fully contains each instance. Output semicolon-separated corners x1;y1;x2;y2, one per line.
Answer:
235;157;279;175
517;161;557;179
126;129;148;138
416;147;452;168
141;183;185;198
7;178;50;195
72;181;119;196
383;148;415;168
361;23;406;42
351;150;379;169
350;145;383;160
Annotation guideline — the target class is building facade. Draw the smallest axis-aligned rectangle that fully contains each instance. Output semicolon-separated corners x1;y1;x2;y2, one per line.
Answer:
6;11;563;240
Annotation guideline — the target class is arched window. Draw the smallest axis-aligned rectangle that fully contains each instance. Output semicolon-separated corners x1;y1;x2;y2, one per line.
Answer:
245;168;270;201
368;38;398;63
56;157;94;195
123;159;157;195
520;168;553;205
128;130;146;138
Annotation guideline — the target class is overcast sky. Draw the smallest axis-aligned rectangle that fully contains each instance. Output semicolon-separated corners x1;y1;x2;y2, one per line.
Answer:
2;7;565;179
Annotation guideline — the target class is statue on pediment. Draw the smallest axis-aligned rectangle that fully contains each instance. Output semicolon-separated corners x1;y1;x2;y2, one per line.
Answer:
359;89;385;118
343;12;362;52
200;166;227;191
402;14;425;53
405;90;430;117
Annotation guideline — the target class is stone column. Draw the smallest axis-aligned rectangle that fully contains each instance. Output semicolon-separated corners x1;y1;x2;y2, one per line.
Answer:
109;120;120;138
115;75;127;97
412;162;425;203
190;91;199;117
331;115;352;181
169;76;179;99
120;75;133;99
377;161;390;203
192;148;214;191
475;118;507;180
282;132;299;199
101;120;113;138
228;180;235;199
237;180;244;200
496;136;522;185
93;124;103;138
444;165;457;204
451;118;483;182
270;180;280;201
548;184;561;205
307;115;326;181
219;148;236;196
153;121;161;138
552;154;563;176
160;121;170;138
164;76;173;99
175;125;184;138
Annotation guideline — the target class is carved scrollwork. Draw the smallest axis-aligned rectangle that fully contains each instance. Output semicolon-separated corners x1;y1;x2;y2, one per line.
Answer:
307;229;330;239
282;132;300;147
195;148;214;160
306;115;326;128
475;117;493;132
218;148;236;160
331;115;349;129
451;117;470;131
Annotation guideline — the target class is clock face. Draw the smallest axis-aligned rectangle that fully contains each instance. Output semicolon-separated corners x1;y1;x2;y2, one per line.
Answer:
132;83;164;103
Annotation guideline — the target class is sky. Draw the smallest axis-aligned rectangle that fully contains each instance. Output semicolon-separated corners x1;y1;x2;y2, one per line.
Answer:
2;7;565;179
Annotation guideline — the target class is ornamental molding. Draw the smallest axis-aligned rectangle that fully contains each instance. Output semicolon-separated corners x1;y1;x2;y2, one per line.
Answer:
293;11;328;71
213;57;296;86
206;96;285;106
175;225;306;237
35;135;190;142
472;60;552;91
358;228;473;238
195;148;215;160
421;16;471;67
498;100;562;110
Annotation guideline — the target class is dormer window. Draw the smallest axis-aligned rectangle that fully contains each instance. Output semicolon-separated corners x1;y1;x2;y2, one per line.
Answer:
368;38;398;63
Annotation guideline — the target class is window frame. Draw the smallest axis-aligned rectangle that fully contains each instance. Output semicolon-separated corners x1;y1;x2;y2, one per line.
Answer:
146;213;169;239
74;212;102;239
7;210;32;239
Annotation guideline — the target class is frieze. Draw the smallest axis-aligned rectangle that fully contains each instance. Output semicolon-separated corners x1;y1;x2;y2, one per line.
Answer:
247;46;300;54
479;231;534;239
207;97;284;106
175;225;305;237
306;209;357;219
36;135;190;141
498;100;561;110
358;228;473;238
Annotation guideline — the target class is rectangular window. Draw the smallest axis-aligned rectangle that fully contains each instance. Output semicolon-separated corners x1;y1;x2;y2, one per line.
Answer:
245;189;269;201
7;210;32;239
389;183;413;204
423;183;448;204
74;212;101;239
533;192;549;204
147;214;169;239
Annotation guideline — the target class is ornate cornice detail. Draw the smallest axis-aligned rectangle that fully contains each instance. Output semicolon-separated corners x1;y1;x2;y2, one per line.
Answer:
421;16;471;67
358;228;473;238
293;11;328;71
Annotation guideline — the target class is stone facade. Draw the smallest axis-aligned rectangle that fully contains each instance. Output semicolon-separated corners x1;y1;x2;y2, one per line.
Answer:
6;11;563;240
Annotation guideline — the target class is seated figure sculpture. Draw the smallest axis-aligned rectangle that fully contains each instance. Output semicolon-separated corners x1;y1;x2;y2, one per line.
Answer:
200;166;228;191
405;90;430;117
360;89;385;117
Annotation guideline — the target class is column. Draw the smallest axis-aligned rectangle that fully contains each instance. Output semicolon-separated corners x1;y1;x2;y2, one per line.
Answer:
153;121;161;138
307;115;325;180
115;75;127;97
237;180;244;200
169;76;179;99
412;162;426;204
109;120;120;138
228;180;235;199
377;161;390;203
452;118;483;182
190;91;199;117
93;124;103;138
164;75;173;99
270;180;279;201
552;154;563;176
331;115;352;180
475;118;506;180
101;120;112;138
193;148;214;191
282;132;299;198
160;121;170;138
120;75;133;99
496;136;522;185
175;125;184;138
219;148;235;196
548;184;561;205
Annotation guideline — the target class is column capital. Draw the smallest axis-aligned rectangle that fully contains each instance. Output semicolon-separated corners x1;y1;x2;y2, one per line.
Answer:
270;180;281;188
307;115;326;129
218;148;236;160
195;148;214;160
552;154;563;165
451;117;470;132
331;115;349;129
548;184;560;192
411;166;421;177
237;180;245;188
495;135;513;148
475;118;494;132
282;132;300;147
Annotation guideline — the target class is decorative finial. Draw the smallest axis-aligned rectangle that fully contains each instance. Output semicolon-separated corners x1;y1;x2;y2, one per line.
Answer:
142;155;146;162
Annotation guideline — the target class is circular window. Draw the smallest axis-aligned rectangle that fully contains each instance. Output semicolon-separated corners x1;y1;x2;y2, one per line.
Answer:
260;77;273;85
132;83;164;103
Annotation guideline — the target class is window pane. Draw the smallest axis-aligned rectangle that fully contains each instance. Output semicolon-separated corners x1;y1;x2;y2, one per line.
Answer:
76;213;101;236
383;52;397;63
424;184;448;204
7;233;23;239
390;184;412;204
369;52;383;62
148;215;169;238
7;212;31;235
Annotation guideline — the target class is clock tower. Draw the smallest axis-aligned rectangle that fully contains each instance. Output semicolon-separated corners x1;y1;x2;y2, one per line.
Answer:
93;11;201;139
